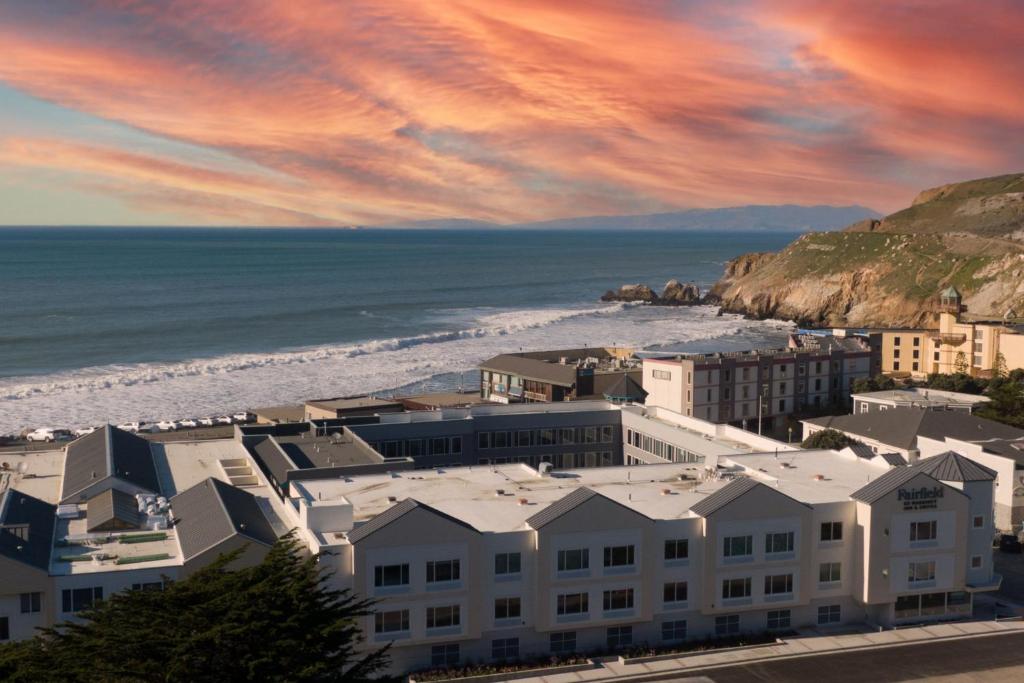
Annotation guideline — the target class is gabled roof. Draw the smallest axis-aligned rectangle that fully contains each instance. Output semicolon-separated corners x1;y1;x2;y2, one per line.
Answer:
805;408;1024;451
689;477;810;518
347;498;479;544
849;467;961;504
249;436;297;486
525;487;653;530
86;488;141;532
0;489;56;571
61;425;160;503
913;451;997;482
602;374;648;401
941;285;961;299
171;478;278;561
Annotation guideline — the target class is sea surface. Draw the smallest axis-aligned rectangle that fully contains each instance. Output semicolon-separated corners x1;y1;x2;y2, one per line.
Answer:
0;228;798;433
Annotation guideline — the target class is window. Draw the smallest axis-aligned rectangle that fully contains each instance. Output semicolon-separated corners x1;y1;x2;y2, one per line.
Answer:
715;614;740;636
722;577;752;600
662;619;687;641
971;555;983;569
767;609;791;629
723;535;753;558
20;592;41;614
820;521;843;542
894;336;901;346
495;552;521;575
602;588;634;612
778;399;785;412
652;369;672;380
550;631;576;653
557;548;589;572
426;605;461;629
478;432;490;449
494;597;521;620
603;545;635;568
431;644;460;667
426;559;460;583
556;592;589;615
664;539;689;561
779;382;787;393
492;637;519;660
908;560;936;584
819;562;841;584
765;531;794;555
910;520;937;542
374;563;409;588
764;574;793;596
374;609;409;634
894;361;900;371
559;428;575;444
540;429;555;445
973;515;984;529
600;425;614;443
817;604;841;624
0;617;7;642
130;582;163;592
663;581;688;604
61;587;102;613
607;625;633;649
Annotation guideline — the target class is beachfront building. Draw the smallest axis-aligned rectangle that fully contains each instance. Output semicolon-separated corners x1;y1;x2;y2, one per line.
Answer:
851;387;990;415
479;347;640;404
281;448;999;675
642;336;872;433
304;396;405;421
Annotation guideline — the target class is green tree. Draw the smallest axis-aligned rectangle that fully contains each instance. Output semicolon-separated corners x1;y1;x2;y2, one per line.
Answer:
0;533;391;682
994;352;1009;379
801;429;862;450
977;377;1024;429
954;351;969;375
851;374;897;395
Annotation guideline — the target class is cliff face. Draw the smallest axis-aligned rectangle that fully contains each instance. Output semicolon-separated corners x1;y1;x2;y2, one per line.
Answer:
710;173;1024;328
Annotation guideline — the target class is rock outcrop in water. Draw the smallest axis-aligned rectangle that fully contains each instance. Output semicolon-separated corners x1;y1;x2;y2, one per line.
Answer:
601;280;703;306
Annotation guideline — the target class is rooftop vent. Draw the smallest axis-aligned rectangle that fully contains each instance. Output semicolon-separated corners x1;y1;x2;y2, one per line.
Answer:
518;498;528;506
495;489;505;497
386;496;397;503
813;474;825;481
661;488;671;496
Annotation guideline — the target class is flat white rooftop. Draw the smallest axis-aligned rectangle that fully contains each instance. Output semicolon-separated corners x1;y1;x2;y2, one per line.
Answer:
723;449;890;504
0;448;64;503
853;388;990;408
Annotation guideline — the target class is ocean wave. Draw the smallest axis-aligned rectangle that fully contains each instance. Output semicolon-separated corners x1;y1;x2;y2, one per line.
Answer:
0;303;634;402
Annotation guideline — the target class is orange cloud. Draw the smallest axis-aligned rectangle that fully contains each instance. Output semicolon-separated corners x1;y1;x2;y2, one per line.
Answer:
0;0;1021;225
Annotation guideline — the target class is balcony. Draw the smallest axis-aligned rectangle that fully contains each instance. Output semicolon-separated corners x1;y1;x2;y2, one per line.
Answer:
937;333;967;345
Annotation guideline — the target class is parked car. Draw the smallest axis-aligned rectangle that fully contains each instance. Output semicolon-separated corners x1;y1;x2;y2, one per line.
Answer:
73;426;97;437
177;418;198;429
117;422;141;433
26;428;57;442
198;417;215;427
999;534;1022;554
231;412;252;423
215;416;233;425
154;420;177;432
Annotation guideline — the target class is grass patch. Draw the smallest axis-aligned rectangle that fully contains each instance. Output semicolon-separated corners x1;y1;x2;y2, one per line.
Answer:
118;532;168;544
115;553;170;565
58;555;95;562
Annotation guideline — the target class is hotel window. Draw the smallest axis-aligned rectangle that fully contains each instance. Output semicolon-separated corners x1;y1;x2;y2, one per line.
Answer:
662;619;687;641
894;336;901;346
893;349;900;359
431;644;460;667
495;552;521;576
450;436;462;454
974;354;983;366
557;548;589;572
664;539;689;561
820;521;843;542
910;520;937;542
478;432;490;449
374;563;409;587
556;592;589;615
764;574;793;596
767;609;791;629
715;615;740;636
493;431;511;448
20;592;41;614
819;562;841;584
558;428;574;444
912;349;919;359
778;399;785;412
894;361;900;371
603;545;635;568
550;631;576;653
722;577;751;600
607;625;633;649
971;555;983;569
584;426;597;444
934;352;940;361
601;425;614;443
723;535;753;558
908;561;936;584
707;389;712;402
61;587;102;613
765;531;794;555
651;369;672;380
426;559;460;584
973;515;985;528
742;367;750;380
494;596;521;621
426;605;461;629
817;605;841;625
492;637;519;660
540;429;555;445
374;609;409;634
779;382;787;393
913;337;920;346
603;588;634;611
912;362;919;372
663;581;688;604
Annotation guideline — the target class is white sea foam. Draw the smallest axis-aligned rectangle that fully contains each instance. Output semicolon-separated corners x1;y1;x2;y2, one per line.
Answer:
0;304;792;434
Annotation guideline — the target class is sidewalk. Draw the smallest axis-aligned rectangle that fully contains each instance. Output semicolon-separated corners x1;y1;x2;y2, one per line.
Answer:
526;619;1024;683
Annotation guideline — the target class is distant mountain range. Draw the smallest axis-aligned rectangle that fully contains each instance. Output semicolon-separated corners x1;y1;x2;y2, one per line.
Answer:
382;204;881;232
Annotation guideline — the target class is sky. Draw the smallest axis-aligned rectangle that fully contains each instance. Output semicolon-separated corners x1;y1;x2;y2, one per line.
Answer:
0;0;1022;227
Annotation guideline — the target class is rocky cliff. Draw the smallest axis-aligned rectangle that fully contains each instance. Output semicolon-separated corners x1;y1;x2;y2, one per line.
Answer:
709;173;1024;328
602;280;702;305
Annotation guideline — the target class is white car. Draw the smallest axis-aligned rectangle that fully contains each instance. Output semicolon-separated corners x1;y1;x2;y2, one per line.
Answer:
177;418;198;429
74;426;97;437
232;412;252;423
26;428;57;443
198;417;215;427
215;416;233;425
117;422;141;433
154;420;177;432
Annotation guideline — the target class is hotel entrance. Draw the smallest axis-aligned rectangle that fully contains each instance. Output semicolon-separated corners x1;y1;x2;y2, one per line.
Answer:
894;591;972;621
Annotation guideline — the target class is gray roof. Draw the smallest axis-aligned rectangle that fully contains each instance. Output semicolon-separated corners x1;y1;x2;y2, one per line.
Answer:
526;487;652;529
805;408;1024;451
878;452;908;466
849;467;960;504
602;374;648;401
479;354;578;387
688;477;813;518
0;489;56;571
249;436;297;487
347;498;478;544
61;425;160;503
913;451;997;482
845;444;876;460
171;478;278;561
86;488;141;532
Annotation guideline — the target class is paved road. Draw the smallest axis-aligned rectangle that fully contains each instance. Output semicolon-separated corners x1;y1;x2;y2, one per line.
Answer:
656;631;1024;683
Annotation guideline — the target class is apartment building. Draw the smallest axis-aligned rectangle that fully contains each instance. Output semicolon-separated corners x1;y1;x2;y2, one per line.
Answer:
479;347;640;404
852;388;990;414
643;336;872;431
282;449;998;675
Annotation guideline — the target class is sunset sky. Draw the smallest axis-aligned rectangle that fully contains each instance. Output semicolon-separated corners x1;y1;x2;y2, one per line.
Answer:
1;1;1022;227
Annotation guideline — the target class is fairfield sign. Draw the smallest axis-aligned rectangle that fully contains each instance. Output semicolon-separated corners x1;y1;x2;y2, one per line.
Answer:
898;486;944;510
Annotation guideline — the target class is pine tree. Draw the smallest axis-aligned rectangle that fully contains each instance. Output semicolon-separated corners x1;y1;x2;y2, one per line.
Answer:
954;351;969;375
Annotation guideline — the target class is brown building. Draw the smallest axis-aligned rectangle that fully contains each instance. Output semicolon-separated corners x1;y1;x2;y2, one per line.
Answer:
479;347;640;404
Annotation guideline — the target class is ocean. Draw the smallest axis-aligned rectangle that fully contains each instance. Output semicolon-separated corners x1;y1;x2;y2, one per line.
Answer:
0;228;797;434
